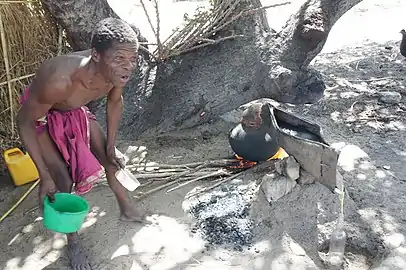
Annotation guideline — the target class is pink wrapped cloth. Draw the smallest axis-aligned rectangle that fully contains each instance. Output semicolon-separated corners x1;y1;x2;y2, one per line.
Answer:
20;86;103;195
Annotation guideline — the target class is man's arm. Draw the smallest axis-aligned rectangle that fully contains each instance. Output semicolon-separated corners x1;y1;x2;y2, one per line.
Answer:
16;65;73;180
106;87;123;148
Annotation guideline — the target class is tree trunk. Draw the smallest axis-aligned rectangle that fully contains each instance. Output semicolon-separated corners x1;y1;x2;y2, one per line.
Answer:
42;0;363;140
41;0;147;50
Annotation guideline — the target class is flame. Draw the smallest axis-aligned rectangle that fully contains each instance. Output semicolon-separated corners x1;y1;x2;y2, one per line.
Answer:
229;154;257;169
229;148;289;169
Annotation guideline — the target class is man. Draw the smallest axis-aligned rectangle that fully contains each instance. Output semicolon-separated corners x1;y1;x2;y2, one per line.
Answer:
17;18;145;270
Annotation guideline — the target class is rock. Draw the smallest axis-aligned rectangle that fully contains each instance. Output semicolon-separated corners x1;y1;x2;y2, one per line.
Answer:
289;241;306;256
379;91;401;104
275;156;300;181
371;247;406;270
297;169;315;185
372;79;391;88
384;233;405;250
124;145;148;164
275;161;284;175
261;173;297;203
337;144;369;172
286;157;300;180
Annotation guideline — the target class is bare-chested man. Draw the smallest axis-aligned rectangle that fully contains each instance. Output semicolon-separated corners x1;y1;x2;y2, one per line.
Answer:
16;18;146;270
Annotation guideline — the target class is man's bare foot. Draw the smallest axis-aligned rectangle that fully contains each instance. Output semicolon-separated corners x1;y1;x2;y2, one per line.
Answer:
67;234;92;270
119;206;152;224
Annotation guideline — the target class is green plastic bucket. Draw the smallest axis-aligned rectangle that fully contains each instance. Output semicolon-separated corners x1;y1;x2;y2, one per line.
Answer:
43;193;89;233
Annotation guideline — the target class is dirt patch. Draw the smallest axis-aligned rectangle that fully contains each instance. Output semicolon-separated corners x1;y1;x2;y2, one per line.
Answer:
188;184;255;252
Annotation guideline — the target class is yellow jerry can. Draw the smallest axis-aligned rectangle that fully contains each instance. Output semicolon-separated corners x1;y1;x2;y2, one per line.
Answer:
3;148;39;186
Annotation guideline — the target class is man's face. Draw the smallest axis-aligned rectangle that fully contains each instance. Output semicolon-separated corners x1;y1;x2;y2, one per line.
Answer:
93;41;138;88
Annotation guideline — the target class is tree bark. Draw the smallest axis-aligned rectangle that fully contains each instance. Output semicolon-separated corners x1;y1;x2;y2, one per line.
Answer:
41;0;363;140
41;0;147;50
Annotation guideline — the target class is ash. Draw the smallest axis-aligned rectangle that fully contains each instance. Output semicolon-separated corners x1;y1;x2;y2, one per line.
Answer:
189;185;255;251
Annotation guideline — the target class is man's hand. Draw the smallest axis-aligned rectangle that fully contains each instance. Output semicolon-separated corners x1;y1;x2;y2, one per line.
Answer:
38;174;57;213
106;144;122;169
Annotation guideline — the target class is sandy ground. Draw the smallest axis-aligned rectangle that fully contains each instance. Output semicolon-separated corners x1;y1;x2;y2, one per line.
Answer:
1;0;406;269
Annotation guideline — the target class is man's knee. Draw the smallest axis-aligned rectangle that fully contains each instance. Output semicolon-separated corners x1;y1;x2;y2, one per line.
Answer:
37;129;72;191
37;129;65;166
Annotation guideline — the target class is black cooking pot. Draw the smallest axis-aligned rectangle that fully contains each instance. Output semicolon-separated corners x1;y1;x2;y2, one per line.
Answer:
228;103;279;162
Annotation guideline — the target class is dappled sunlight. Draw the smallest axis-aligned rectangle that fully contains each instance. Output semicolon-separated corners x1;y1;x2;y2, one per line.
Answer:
330;111;341;123
2;203;111;270
356;173;367;180
111;244;131;259
79;206;103;229
130;215;205;270
4;232;64;270
311;40;406;141
375;169;387;178
337;144;369;172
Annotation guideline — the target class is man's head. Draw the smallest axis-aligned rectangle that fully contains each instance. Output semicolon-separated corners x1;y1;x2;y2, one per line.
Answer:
90;18;139;87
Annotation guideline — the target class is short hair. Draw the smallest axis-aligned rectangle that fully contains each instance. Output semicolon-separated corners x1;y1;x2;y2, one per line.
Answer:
91;17;139;53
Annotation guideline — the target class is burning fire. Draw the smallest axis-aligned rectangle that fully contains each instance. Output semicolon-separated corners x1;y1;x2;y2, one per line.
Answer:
229;154;257;169
229;148;289;169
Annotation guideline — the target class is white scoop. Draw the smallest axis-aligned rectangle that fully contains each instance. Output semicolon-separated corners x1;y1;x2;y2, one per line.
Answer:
115;168;140;192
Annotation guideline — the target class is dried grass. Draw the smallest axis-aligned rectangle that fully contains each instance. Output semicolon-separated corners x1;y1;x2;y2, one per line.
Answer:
0;1;69;174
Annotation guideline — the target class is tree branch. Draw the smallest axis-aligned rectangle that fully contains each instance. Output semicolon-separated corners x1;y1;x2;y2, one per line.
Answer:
276;0;364;70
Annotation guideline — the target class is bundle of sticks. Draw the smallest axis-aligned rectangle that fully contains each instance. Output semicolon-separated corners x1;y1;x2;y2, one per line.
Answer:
139;0;291;62
126;158;255;200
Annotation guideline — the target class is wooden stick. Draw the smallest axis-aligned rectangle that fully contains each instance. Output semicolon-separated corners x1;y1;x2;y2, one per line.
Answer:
127;161;203;169
139;45;158;64
133;170;221;179
139;0;161;59
134;163;212;200
135;180;177;201
57;24;63;55
0;10;14;136
186;170;245;199
169;35;244;57
127;159;238;170
166;169;230;193
0;73;35;87
152;0;163;60
132;168;186;173
206;2;291;38
0;58;23;82
132;167;221;174
0;1;29;4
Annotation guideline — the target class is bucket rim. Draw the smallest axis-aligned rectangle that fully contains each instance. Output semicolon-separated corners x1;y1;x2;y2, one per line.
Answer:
44;192;89;215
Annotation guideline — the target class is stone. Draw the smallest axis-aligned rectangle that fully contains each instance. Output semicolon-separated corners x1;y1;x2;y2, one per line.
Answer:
275;160;284;175
289;241;306;256
285;156;300;181
261;173;297;203
337;144;369;172
297;169;315;185
379;91;401;104
384;233;405;250
123;145;148;164
275;156;300;181
372;79;390;88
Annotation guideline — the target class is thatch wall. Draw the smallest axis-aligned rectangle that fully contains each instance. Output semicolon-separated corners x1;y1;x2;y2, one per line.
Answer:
0;1;69;175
